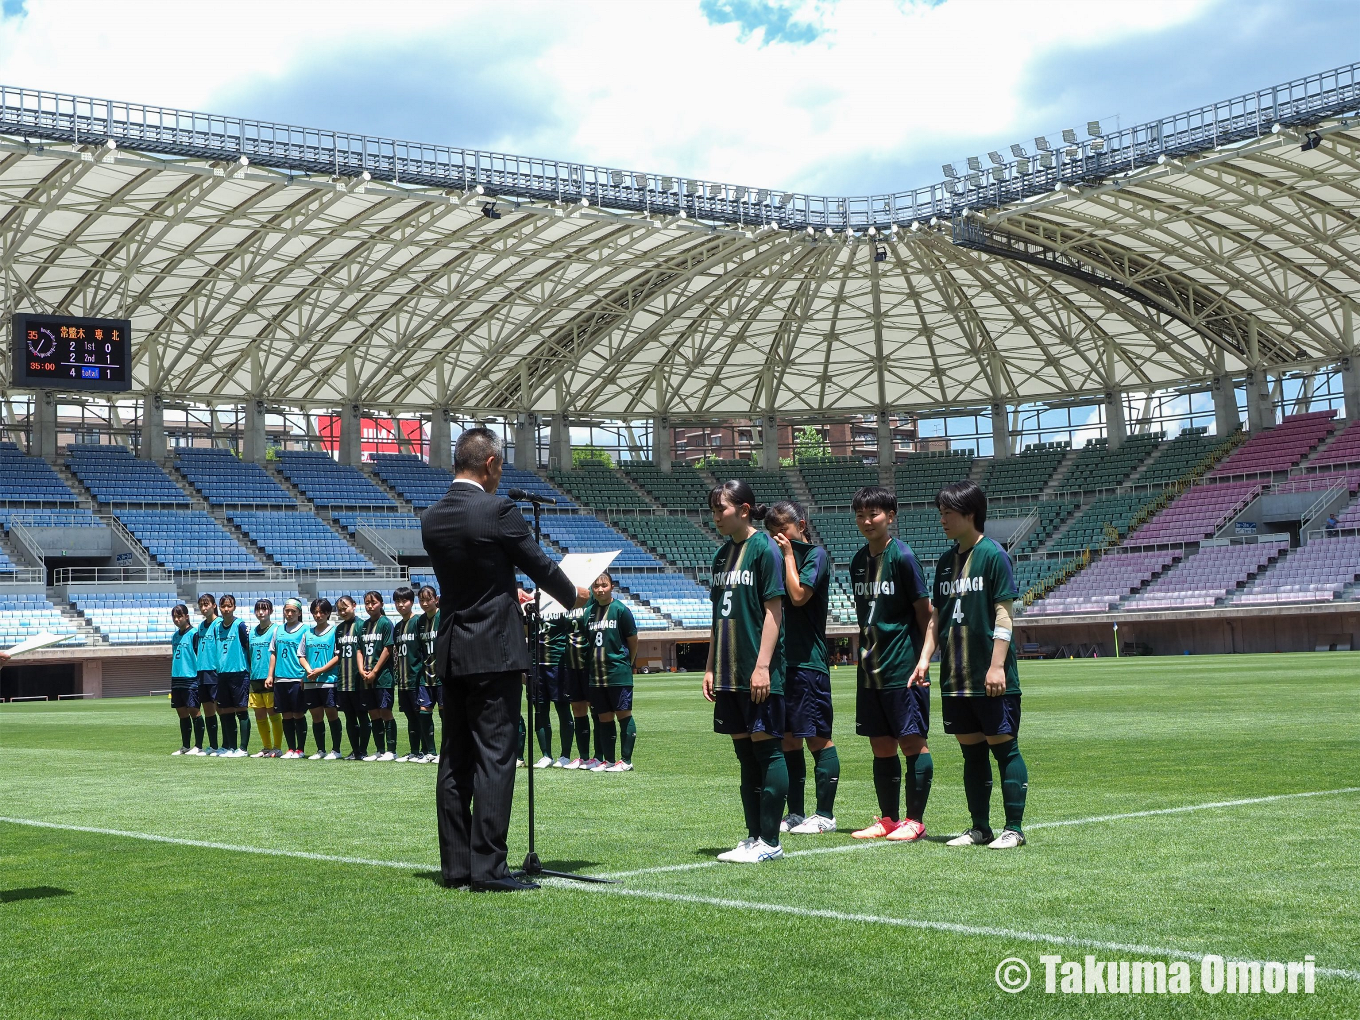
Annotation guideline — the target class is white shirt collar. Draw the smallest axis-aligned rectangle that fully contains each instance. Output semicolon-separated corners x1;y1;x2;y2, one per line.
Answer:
451;477;487;490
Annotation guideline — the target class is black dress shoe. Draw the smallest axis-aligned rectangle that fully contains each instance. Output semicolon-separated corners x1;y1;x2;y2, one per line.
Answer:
443;879;471;891
470;875;540;892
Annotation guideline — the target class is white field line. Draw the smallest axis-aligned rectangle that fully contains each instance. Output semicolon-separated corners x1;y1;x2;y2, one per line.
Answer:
599;787;1360;879
0;817;434;871
542;880;1360;983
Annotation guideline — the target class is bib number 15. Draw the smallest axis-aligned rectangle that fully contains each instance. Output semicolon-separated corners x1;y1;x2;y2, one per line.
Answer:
721;590;733;617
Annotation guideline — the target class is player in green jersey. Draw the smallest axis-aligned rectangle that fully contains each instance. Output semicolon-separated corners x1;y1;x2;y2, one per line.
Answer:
302;598;342;760
169;604;204;754
248;599;282;757
333;595;372;760
913;480;1029;849
848;486;935;842
560;605;595;770
414;585;441;763
764;501;840;834
358;590;397;761
584;572;638;772
704;478;788;864
391;586;428;762
537;606;580;767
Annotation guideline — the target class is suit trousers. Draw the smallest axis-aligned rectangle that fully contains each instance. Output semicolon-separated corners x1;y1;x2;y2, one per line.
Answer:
437;669;523;885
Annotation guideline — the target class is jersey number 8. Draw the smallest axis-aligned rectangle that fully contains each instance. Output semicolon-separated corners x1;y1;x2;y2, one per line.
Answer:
595;632;604;647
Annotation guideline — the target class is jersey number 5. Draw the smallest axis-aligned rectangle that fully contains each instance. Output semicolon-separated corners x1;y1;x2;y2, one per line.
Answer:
721;590;733;617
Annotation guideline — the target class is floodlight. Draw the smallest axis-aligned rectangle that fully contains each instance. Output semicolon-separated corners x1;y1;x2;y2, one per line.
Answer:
686;180;699;195
1062;128;1078;145
708;183;723;198
634;173;648;189
967;156;982;171
610;171;624;186
942;163;958;178
757;189;769;202
967;173;981;187
1087;121;1103;137
1034;136;1050;151
867;226;877;236
1064;147;1080;159
1015;157;1030;173
1010;143;1027;158
873;243;887;263
806;226;815;236
781;192;797;205
988;151;1005;166
474;184;485;195
1271;123;1282;134
1039;152;1054;168
733;186;746;201
991;167;1006;181
910;220;920;231
661;176;675;191
1091;138;1106;152
929;217;939;227
824;227;834;237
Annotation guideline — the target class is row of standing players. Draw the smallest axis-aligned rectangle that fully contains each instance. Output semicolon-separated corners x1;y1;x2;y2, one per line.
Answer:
702;477;1029;863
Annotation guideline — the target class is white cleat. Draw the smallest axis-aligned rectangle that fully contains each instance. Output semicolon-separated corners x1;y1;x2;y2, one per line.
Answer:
589;759;612;772
987;829;1026;849
779;814;804;833
430;754;440;764
717;837;757;863
945;828;994;847
378;751;396;762
744;839;785;863
307;752;324;760
324;750;342;760
788;814;837;834
362;754;379;762
563;757;585;770
552;756;570;768
186;747;207;756
172;747;189;756
603;760;633;772
251;750;268;758
533;755;554;769
579;758;602;772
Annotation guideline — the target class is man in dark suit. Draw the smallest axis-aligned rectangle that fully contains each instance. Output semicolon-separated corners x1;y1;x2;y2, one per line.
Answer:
421;427;587;892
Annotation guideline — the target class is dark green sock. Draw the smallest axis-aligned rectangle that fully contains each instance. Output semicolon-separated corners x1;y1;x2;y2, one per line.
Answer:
220;712;238;751
283;718;298;752
386;719;397;753
960;741;994;835
732;739;760;839
784;747;807;818
205;715;219;750
421;712;436;755
751;739;788;846
534;714;552;758
373;716;387;754
573;715;591;760
312;720;326;753
295;719;306;755
329;717;342;752
811;745;840;817
192;715;204;748
178;716;192;747
990;739;1028;832
906;751;933;822
872;755;902;821
407;714;422;756
237;713;251;752
358;714;371;755
556;702;574;758
597;720;617;763
620;716;637;763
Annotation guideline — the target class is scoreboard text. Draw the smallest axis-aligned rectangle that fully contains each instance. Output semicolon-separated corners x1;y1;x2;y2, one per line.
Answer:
12;313;132;392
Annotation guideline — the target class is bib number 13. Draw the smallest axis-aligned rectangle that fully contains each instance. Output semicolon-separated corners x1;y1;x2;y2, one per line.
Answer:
721;590;733;617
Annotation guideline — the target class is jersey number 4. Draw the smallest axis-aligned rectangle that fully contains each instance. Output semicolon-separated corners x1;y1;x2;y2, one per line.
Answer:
952;599;966;624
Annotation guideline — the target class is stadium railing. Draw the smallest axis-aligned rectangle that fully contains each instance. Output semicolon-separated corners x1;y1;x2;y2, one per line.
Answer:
52;566;173;585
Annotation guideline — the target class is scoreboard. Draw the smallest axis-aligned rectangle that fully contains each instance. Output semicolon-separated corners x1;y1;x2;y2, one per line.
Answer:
12;313;132;392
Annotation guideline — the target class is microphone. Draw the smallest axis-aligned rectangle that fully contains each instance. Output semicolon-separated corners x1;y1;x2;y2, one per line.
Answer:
506;487;556;505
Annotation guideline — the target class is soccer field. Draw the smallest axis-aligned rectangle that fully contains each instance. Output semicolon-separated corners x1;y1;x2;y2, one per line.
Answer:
2;654;1358;1018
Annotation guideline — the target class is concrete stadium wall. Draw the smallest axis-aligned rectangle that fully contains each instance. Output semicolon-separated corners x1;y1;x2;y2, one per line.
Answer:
1019;608;1360;657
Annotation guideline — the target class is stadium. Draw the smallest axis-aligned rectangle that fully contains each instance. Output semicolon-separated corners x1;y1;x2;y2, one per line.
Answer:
3;47;1360;1019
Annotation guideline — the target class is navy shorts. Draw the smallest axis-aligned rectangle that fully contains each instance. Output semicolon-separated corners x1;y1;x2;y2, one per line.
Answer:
272;680;304;714
856;684;930;739
421;683;444;710
170;684;200;709
536;664;569;704
588;685;633;714
196;669;219;704
713;689;786;736
398;687;433;714
942;693;1021;737
304;686;336;711
785;668;833;739
336;689;369;716
559;664;588;702
366;686;395;711
215;671;249;709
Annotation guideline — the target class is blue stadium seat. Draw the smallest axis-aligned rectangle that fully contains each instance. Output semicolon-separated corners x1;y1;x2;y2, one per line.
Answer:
176;448;293;506
537;515;662;569
116;510;264;572
227;511;376;571
68;589;181;644
0;442;77;504
67;444;190;505
274;451;395;508
0;591;82;647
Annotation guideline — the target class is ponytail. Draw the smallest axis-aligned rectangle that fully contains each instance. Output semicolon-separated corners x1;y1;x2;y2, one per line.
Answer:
765;499;808;537
708;478;766;521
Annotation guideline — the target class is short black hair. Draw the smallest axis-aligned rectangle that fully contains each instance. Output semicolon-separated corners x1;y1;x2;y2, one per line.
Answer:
197;592;216;607
851;485;897;515
218;594;236;608
935;479;987;529
454;426;502;473
764;500;809;538
335;594;356;610
417;585;438;600
310;597;333;615
254;598;274;613
593;571;614;586
393;586;416;603
171;603;189;619
363;590;384;605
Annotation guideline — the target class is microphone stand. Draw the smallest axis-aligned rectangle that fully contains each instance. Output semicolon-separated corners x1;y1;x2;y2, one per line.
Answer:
517;494;612;884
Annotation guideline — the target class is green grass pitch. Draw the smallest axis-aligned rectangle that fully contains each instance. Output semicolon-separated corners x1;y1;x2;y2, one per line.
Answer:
2;653;1358;1018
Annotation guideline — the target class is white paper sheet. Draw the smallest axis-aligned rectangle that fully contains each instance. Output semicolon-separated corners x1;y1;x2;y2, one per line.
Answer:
5;630;68;658
536;550;620;614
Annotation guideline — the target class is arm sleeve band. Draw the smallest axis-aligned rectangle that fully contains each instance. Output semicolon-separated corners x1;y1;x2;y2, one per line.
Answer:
993;600;1014;643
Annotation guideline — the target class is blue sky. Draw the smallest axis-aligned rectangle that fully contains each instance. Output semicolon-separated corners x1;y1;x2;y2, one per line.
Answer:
0;0;1355;196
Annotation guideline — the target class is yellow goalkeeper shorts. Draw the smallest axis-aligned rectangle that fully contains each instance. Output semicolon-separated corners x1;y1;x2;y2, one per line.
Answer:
248;691;275;710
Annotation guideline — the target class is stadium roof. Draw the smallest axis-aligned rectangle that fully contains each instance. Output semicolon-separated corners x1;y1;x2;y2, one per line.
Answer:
1;63;1360;421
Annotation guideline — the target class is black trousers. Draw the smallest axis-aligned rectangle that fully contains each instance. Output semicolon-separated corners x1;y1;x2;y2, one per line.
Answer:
437;669;522;885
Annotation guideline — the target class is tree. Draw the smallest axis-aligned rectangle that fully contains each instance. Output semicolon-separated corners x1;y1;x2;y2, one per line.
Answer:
572;445;613;468
794;426;832;464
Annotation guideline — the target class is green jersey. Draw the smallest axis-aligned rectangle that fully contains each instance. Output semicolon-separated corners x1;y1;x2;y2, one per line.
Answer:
393;616;422;690
782;539;830;674
564;605;590;671
585;598;637;688
932;536;1020;697
417;609;440;686
359;615;395;688
709;530;785;694
851;538;929;690
335;618;362;692
543;609;572;667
